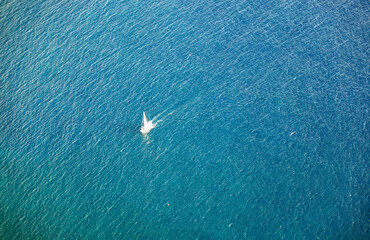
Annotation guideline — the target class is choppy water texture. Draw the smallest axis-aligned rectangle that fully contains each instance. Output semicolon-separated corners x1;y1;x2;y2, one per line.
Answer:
0;0;369;239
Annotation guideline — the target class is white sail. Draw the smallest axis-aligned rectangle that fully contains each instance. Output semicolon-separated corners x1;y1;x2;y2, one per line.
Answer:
141;112;154;134
143;112;148;126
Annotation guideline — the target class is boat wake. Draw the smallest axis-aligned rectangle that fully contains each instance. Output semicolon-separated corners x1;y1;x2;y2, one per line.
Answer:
140;110;174;134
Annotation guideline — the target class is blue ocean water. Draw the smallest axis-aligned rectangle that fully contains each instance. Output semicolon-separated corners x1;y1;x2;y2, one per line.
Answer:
0;0;369;239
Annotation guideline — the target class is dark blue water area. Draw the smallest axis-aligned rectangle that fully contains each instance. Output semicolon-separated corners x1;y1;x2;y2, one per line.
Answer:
0;0;369;239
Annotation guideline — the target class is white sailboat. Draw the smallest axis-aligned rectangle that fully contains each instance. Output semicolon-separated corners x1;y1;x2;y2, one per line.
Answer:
140;112;154;134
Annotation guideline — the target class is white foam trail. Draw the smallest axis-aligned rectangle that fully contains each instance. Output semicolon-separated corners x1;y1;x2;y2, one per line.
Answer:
140;110;175;134
153;110;175;126
152;108;175;122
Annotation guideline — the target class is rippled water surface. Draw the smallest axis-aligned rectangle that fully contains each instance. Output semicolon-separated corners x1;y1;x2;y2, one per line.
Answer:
0;0;368;239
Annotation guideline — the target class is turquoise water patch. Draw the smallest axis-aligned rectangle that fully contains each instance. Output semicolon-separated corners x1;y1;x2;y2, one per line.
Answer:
0;0;368;239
